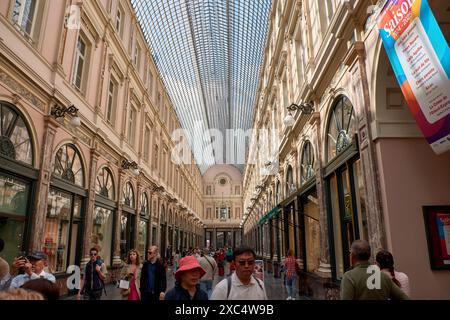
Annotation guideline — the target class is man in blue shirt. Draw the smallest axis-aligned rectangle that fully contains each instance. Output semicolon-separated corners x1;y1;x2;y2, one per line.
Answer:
10;251;55;288
140;246;166;301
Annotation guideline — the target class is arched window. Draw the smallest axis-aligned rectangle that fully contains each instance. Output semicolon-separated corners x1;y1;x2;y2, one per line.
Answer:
123;182;135;208
286;166;294;195
140;192;149;216
53;144;84;187
326;96;357;162
301;141;315;184
0;102;33;165
96;167;115;200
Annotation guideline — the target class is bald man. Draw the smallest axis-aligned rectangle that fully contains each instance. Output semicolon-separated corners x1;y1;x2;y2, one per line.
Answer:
340;240;409;300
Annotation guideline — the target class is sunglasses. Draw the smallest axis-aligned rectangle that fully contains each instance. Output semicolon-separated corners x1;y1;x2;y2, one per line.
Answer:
90;253;97;256
237;260;255;266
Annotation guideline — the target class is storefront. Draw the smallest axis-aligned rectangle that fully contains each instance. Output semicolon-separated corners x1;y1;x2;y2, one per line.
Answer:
93;166;116;266
121;181;136;260
138;192;149;257
0;101;37;265
324;95;368;280
43;143;86;274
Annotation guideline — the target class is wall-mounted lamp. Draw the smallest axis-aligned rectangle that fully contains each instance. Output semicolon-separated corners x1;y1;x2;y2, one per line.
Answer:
121;159;140;176
51;104;81;127
283;102;314;127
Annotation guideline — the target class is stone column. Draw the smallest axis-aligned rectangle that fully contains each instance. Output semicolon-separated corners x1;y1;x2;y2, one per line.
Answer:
352;40;386;252
149;188;153;251
311;112;332;277
29;116;59;251
112;169;125;266
155;195;161;248
81;147;100;268
135;181;142;249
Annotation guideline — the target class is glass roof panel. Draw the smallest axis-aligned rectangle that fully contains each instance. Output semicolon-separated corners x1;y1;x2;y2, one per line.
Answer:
132;0;271;173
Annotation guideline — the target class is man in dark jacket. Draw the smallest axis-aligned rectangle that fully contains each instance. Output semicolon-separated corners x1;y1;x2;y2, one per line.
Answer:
77;247;107;300
165;256;208;300
140;246;167;301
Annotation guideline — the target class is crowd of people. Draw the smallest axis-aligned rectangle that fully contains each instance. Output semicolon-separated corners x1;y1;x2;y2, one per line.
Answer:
0;236;411;301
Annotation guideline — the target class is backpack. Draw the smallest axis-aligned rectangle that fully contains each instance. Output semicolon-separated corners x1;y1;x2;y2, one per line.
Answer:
226;275;264;299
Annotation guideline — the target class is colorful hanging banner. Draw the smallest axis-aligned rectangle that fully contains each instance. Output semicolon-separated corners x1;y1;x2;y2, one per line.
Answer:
377;0;450;154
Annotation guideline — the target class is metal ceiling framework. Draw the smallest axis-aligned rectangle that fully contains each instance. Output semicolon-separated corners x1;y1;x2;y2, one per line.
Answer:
132;0;271;173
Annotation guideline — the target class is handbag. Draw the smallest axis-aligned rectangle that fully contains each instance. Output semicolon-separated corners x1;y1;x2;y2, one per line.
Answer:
119;279;130;290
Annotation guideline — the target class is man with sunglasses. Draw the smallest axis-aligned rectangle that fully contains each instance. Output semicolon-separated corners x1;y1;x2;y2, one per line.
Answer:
140;246;167;301
77;247;107;300
211;246;267;300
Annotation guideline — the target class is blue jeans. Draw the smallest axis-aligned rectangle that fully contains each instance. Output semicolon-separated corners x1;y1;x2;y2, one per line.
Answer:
285;275;297;298
199;280;213;298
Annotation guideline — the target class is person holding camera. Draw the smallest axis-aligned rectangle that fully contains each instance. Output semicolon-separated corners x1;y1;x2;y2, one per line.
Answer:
10;251;55;288
119;249;142;300
77;247;107;300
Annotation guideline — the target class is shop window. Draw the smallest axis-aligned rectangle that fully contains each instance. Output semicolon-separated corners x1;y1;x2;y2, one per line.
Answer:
44;189;82;273
0;102;33;165
138;220;147;258
53;144;84;187
301;141;315;184
0;174;30;264
303;191;321;273
92;206;113;266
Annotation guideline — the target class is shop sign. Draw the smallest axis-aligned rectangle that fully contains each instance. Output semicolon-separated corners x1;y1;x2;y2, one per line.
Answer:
378;0;450;154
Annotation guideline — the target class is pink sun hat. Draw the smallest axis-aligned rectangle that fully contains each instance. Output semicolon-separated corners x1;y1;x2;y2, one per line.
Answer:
175;256;206;280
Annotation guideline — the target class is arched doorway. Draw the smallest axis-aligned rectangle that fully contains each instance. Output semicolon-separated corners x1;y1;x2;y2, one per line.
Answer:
45;143;86;273
121;181;136;260
325;95;368;279
93;166;116;266
0;101;35;265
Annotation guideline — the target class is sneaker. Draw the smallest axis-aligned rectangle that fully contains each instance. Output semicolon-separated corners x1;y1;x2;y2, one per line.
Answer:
286;296;291;300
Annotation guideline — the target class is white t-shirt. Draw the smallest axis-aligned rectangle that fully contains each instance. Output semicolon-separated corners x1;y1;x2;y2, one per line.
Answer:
382;269;410;296
210;273;268;300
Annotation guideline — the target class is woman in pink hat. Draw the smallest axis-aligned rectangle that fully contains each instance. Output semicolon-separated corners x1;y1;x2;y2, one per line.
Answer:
164;256;208;300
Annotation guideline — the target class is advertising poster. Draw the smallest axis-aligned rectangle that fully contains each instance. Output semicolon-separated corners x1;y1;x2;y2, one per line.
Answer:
254;259;264;282
436;213;450;263
377;0;450;154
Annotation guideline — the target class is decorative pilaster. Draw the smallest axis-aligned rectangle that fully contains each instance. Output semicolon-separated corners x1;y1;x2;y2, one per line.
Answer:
112;169;125;266
311;111;332;277
81;148;100;268
29;116;60;251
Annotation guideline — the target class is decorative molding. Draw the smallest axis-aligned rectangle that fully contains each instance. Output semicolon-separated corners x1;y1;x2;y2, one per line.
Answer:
0;71;45;111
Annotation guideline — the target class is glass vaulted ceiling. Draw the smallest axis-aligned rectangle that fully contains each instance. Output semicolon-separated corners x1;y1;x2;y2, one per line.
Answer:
132;0;271;173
